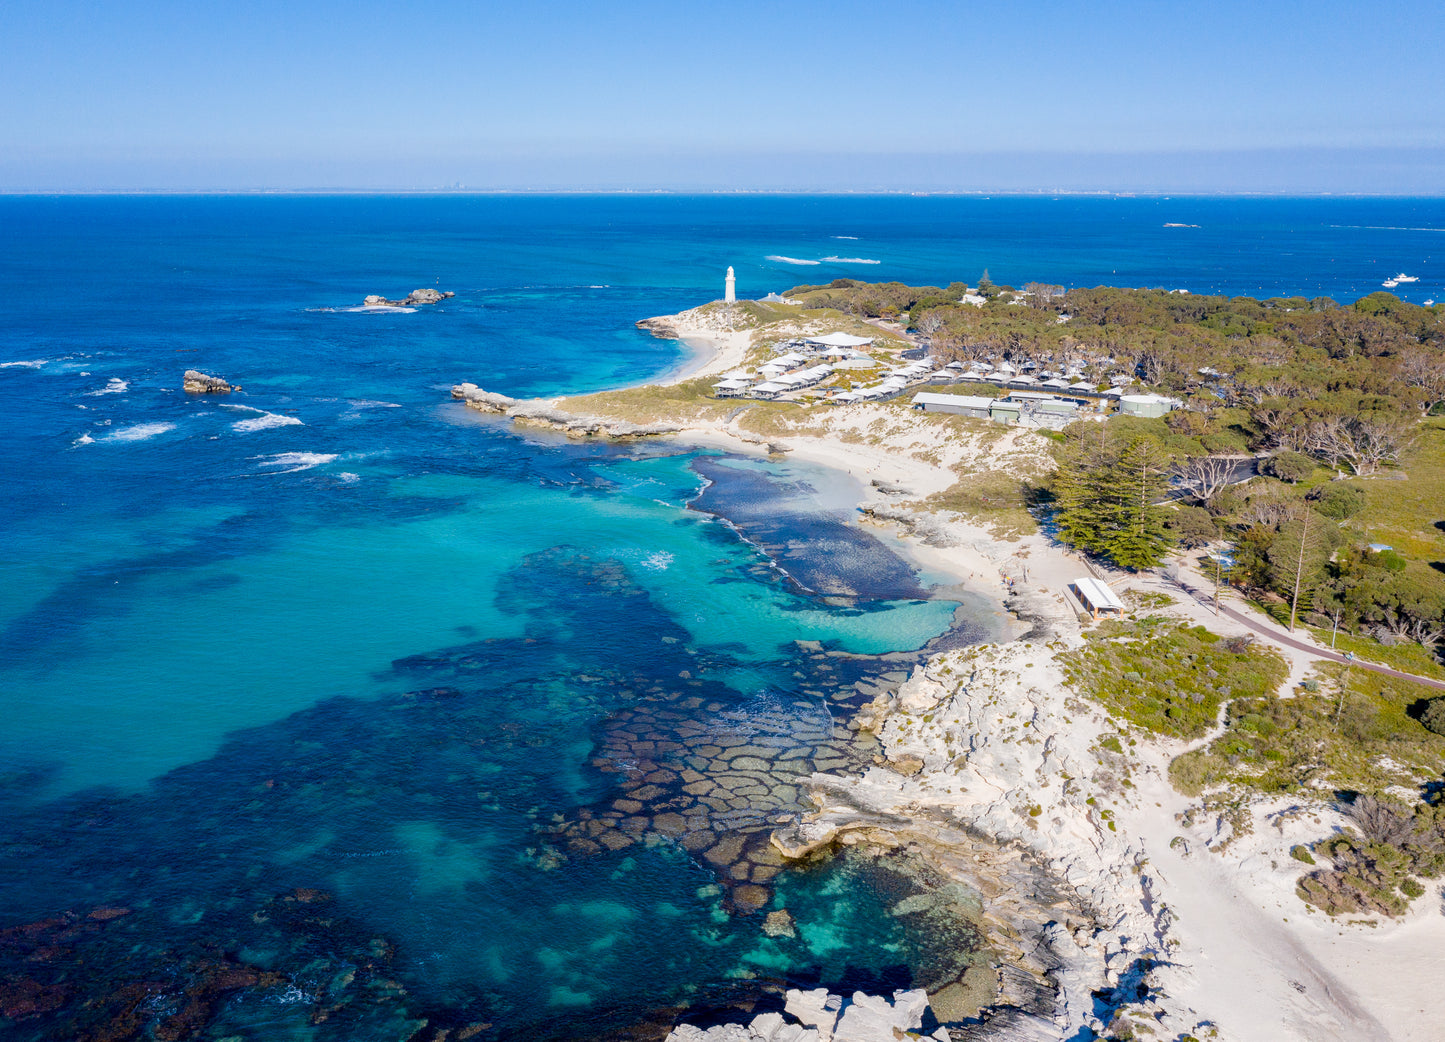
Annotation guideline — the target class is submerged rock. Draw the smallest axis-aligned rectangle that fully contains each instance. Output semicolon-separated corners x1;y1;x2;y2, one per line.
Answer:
761;908;796;939
182;370;234;394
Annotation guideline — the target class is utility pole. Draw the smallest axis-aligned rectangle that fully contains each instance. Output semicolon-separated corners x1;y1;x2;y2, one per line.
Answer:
1288;509;1313;632
1214;553;1222;615
1333;658;1353;731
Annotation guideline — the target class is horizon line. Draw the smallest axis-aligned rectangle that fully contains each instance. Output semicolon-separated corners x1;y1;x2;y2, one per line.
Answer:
4;188;1445;199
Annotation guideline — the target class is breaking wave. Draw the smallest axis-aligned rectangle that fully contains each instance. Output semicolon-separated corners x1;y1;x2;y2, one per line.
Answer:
232;411;304;433
253;452;338;474
821;256;881;265
766;256;821;266
106;422;176;442
87;378;129;396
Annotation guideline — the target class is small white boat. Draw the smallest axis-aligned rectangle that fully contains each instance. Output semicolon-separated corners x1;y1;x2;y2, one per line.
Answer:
1394;273;1419;282
1382;280;1399;288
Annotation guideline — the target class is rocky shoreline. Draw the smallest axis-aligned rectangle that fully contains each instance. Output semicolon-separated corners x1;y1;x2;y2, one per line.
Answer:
446;308;1439;1041
452;382;682;438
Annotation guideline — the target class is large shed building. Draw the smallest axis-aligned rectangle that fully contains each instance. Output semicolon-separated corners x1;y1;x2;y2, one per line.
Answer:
911;392;994;419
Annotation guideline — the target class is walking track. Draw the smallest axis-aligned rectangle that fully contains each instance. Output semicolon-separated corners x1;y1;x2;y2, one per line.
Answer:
1173;578;1445;693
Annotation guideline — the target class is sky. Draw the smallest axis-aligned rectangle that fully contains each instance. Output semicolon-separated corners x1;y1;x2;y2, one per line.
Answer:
2;0;1442;193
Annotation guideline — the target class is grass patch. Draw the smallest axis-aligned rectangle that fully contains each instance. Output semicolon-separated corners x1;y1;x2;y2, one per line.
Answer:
1060;620;1288;740
1346;417;1445;562
562;377;739;425
735;402;831;439
1168;664;1445;798
925;470;1037;539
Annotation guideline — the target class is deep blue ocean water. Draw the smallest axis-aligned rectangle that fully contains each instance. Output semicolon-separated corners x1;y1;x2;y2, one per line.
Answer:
0;194;1441;1040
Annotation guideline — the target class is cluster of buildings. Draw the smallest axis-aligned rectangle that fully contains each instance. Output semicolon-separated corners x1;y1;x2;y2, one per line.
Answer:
711;332;878;400
709;330;1181;428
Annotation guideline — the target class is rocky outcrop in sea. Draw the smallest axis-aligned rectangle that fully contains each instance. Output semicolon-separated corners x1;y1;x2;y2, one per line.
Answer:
364;288;454;307
182;370;234;394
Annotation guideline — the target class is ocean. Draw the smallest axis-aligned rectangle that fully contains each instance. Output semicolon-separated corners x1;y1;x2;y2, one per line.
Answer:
0;194;1440;1040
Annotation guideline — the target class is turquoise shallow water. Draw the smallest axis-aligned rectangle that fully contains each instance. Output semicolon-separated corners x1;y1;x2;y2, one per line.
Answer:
1;194;1441;1039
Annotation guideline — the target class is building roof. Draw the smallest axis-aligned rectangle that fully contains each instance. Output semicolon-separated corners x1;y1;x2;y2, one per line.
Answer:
1007;391;1059;401
713;378;751;389
1074;576;1125;612
913;392;995;410
806;332;874;348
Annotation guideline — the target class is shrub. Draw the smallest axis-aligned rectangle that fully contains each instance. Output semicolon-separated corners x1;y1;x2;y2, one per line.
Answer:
1266;451;1317;483
1421;698;1445;737
1290;844;1316;865
1062;621;1287;739
1310;483;1366;520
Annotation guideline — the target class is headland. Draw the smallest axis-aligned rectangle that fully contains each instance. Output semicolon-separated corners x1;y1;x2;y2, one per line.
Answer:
451;284;1445;1042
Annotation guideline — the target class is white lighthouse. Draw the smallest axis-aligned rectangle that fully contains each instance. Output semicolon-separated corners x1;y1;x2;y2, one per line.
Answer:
724;266;736;303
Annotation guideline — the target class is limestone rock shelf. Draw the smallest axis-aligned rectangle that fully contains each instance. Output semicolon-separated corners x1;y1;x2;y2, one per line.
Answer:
451;382;681;439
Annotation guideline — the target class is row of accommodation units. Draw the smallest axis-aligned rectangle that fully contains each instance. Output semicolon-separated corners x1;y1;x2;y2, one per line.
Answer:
912;390;1180;427
711;331;883;400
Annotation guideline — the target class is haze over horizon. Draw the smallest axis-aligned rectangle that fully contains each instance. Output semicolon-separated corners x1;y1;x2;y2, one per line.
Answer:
4;0;1443;194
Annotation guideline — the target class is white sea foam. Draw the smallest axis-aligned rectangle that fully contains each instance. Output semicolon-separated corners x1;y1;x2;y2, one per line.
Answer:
87;378;129;396
832;235;859;240
821;256;881;265
232;412;304;433
641;551;675;571
253;452;338;474
346;399;401;410
72;433;95;446
106;422;176;442
767;255;821;266
1;359;48;368
342;305;418;314
338;472;360;483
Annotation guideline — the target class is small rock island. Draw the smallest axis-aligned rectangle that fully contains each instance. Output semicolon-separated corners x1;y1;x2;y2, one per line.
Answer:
182;370;235;394
364;288;454;307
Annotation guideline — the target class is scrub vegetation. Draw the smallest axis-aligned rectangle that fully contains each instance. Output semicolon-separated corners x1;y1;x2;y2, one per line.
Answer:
1059;619;1288;740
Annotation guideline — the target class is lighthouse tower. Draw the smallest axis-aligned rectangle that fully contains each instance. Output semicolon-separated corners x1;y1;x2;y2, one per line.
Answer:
724;266;736;303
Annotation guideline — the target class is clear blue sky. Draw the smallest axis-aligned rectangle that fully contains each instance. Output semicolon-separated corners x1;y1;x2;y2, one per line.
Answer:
3;0;1442;192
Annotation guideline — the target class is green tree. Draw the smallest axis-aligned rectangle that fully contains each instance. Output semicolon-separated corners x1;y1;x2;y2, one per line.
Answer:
1052;436;1174;570
1106;438;1175;569
1268;510;1329;631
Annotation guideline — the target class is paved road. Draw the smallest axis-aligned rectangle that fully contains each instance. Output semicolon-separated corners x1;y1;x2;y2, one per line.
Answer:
1174;579;1445;693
